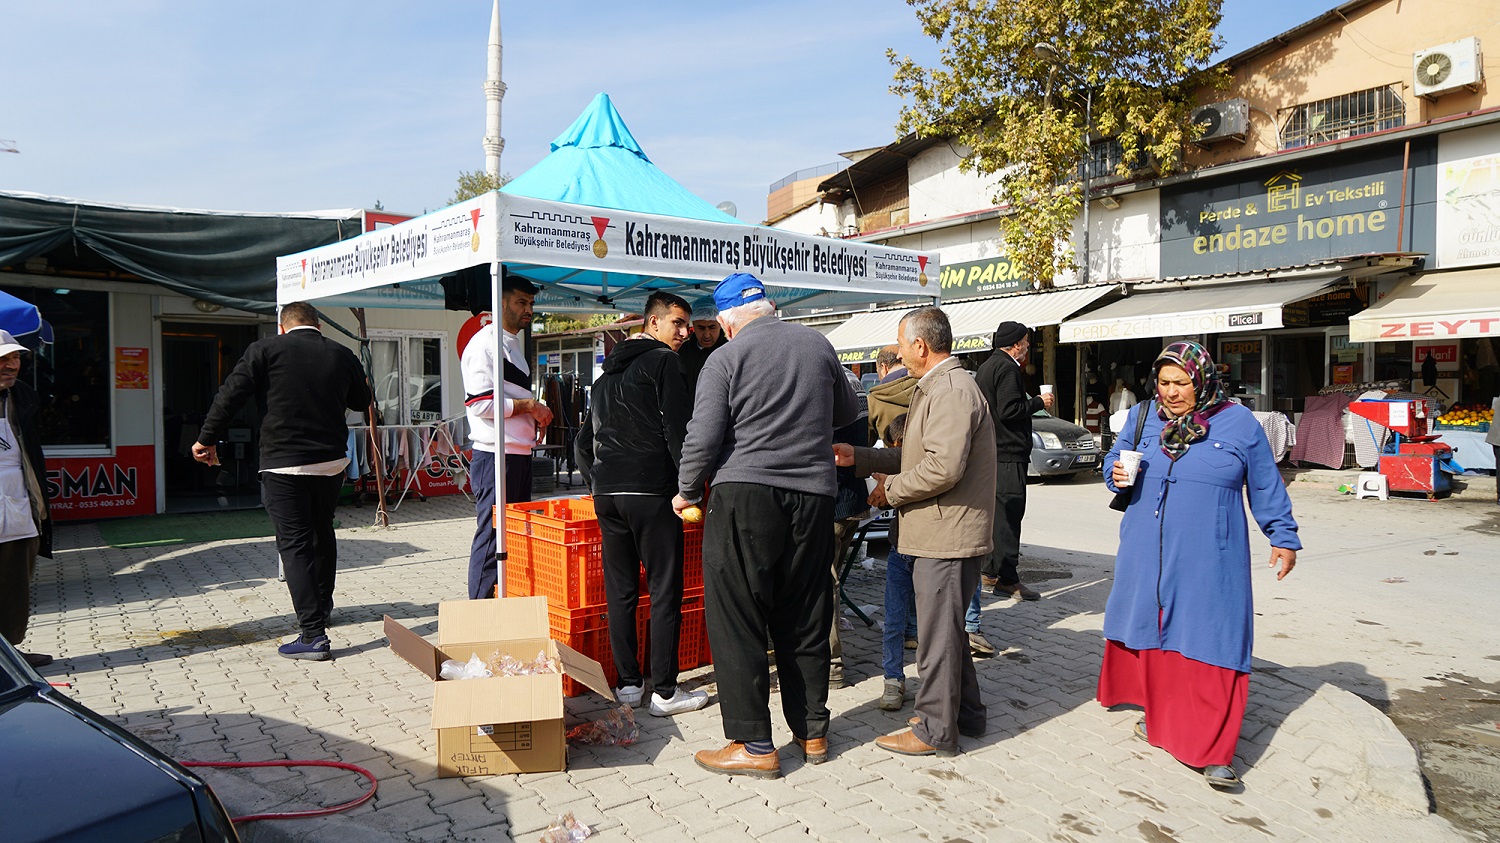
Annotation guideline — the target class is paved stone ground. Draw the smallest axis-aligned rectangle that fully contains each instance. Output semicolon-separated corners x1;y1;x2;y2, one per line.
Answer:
23;482;1473;843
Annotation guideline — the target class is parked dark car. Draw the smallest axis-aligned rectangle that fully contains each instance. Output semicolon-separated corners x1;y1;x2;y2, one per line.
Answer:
1029;409;1102;478
0;638;240;842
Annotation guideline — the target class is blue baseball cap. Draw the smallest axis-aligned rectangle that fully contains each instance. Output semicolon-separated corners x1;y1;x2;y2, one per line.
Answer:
713;272;766;312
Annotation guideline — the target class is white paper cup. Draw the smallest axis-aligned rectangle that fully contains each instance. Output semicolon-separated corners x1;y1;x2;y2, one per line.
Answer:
1118;450;1144;486
1039;384;1054;395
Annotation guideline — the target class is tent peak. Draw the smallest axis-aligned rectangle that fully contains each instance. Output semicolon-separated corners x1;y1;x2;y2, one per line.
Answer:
550;93;647;161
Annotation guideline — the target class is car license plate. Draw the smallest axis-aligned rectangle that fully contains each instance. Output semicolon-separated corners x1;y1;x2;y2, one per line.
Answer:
1075;454;1096;465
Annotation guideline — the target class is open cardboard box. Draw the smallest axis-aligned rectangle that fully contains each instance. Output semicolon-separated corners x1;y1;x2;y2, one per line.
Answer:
384;596;614;777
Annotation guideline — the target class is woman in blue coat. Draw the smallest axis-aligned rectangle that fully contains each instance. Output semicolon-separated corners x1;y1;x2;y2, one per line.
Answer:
1098;340;1299;789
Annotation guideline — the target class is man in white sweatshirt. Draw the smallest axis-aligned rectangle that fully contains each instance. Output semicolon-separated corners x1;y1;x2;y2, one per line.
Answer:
462;276;552;600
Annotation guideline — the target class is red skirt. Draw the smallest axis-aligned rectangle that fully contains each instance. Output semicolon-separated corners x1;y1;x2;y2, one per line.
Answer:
1097;640;1248;767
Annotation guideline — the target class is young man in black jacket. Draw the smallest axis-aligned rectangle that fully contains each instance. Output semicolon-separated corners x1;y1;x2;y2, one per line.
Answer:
973;321;1054;603
575;291;709;717
194;302;370;661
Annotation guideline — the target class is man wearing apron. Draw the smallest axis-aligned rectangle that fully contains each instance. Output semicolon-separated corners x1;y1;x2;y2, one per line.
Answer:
0;330;53;669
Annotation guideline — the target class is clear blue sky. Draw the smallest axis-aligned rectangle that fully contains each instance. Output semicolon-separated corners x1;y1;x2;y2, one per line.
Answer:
1;1;1345;222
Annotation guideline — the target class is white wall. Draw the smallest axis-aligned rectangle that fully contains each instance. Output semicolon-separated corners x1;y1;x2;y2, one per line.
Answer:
1060;189;1162;286
773;201;847;237
907;144;1004;222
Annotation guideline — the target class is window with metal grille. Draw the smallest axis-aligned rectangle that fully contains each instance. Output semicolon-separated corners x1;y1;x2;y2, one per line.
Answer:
1278;86;1405;149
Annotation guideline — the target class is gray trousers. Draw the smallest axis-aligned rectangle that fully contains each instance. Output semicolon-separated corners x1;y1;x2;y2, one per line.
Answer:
0;537;41;646
911;553;987;750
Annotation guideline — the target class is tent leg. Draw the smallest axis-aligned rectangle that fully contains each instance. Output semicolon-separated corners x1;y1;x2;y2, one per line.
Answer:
492;260;507;594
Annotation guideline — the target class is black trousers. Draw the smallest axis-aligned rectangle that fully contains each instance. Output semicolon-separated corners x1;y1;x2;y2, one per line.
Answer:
468;450;532;600
0;536;40;647
595;494;684;697
984;461;1029;585
703;483;834;742
261;472;343;639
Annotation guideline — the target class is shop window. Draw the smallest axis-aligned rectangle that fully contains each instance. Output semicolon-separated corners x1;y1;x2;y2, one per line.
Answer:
1278;86;1404;150
2;287;111;450
368;331;446;425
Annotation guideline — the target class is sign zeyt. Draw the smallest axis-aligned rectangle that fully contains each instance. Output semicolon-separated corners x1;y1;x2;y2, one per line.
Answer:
1160;146;1427;276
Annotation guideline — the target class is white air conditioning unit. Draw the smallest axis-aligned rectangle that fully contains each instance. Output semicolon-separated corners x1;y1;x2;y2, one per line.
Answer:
1414;37;1483;99
1190;98;1250;146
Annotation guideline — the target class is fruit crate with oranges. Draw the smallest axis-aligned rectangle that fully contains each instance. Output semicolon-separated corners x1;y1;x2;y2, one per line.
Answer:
1433;402;1493;432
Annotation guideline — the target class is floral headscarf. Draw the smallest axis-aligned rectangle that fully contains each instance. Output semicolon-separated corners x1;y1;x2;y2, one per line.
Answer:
1153;340;1232;461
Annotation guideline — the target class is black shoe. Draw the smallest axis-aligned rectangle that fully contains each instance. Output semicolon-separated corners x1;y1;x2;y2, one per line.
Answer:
278;635;331;661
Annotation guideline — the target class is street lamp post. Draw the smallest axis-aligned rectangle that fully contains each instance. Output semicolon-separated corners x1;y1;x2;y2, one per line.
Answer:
1034;43;1092;286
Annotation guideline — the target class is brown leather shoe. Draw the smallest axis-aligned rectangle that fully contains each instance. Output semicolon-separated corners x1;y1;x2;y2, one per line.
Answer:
980;574;999;589
907;715;986;739
694;742;780;779
793;737;828;764
994;581;1041;601
22;652;53;668
875;728;956;758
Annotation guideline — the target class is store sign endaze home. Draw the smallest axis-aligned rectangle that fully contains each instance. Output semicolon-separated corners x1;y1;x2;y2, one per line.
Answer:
1160;146;1430;277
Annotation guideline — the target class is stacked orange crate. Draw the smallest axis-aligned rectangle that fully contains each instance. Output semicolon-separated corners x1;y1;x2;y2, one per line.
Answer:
504;497;712;696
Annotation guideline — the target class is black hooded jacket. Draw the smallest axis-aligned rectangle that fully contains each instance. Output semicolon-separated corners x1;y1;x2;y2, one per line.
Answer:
575;335;689;496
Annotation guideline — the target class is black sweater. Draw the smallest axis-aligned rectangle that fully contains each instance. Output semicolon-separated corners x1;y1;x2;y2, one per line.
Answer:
975;351;1043;463
197;328;370;470
575;336;689;496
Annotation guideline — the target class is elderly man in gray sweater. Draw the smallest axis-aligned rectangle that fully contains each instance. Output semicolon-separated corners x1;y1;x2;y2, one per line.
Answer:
673;272;859;779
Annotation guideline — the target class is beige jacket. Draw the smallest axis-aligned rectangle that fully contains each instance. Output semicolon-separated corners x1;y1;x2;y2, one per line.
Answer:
855;357;996;559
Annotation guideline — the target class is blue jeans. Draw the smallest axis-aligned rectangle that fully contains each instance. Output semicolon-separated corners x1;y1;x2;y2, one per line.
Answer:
882;551;919;680
965;581;983;634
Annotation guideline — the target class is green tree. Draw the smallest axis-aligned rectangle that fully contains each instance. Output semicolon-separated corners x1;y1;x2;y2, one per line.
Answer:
890;0;1226;287
449;169;511;205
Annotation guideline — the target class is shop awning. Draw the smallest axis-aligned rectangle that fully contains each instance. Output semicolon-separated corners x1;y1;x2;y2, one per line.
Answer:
1058;276;1340;343
1348;269;1500;341
826;283;1116;364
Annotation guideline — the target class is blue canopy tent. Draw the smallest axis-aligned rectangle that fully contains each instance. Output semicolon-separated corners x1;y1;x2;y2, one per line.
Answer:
277;93;939;572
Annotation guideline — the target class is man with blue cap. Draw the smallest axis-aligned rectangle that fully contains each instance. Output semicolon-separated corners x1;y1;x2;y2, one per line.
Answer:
675;272;860;778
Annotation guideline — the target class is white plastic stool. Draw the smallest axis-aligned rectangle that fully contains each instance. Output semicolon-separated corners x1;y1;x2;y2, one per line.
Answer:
1356;471;1389;501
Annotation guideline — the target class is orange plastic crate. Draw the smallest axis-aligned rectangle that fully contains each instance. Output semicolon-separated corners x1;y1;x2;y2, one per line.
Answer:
683;522;704;593
506;498;601;544
502;530;606;607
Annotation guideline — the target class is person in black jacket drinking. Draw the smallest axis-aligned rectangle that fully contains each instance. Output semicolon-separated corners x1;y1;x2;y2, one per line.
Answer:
194;302;370;661
575;291;709;717
973;321;1054;603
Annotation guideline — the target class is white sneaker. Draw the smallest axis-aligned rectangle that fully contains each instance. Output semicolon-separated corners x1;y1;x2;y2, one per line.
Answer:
649;687;709;717
615;685;644;708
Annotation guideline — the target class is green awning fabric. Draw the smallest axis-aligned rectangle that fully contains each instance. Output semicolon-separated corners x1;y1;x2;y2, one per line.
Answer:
0;191;362;313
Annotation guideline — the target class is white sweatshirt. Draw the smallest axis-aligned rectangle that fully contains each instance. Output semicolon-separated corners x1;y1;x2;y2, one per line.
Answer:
461;323;535;456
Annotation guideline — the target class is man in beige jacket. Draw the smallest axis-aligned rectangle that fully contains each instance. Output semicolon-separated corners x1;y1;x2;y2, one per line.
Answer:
835;306;996;756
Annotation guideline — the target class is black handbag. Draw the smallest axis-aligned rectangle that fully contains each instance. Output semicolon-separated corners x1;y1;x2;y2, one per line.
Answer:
1108;402;1150;512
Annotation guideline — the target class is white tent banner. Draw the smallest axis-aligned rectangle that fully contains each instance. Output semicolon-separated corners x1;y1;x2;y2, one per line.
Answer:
277;193;937;306
499;194;935;294
276;194;498;305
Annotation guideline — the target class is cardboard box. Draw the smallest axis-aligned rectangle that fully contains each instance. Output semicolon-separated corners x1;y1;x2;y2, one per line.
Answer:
384;596;614;777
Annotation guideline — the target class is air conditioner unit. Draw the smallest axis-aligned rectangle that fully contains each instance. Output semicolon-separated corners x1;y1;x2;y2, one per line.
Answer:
1190;98;1250;146
1414;37;1483;99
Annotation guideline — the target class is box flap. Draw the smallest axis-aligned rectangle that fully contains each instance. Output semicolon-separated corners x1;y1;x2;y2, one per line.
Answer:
438;596;549;646
555;639;615;700
384;615;439;680
431;674;563;730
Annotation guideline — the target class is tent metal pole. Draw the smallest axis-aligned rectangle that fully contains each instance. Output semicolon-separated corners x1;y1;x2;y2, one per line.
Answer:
492;259;506;592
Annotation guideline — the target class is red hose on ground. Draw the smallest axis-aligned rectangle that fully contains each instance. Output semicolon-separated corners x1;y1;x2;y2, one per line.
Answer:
180;759;378;824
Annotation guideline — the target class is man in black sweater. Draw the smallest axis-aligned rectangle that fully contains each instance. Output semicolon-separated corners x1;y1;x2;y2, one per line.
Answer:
575;291;708;717
194;302;370;661
973;321;1053;602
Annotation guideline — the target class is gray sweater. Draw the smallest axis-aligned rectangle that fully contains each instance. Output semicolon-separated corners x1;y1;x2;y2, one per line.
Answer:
678;315;859;501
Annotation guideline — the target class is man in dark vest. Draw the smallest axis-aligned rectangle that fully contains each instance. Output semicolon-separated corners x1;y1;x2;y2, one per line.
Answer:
194;303;370;661
461;276;552;600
